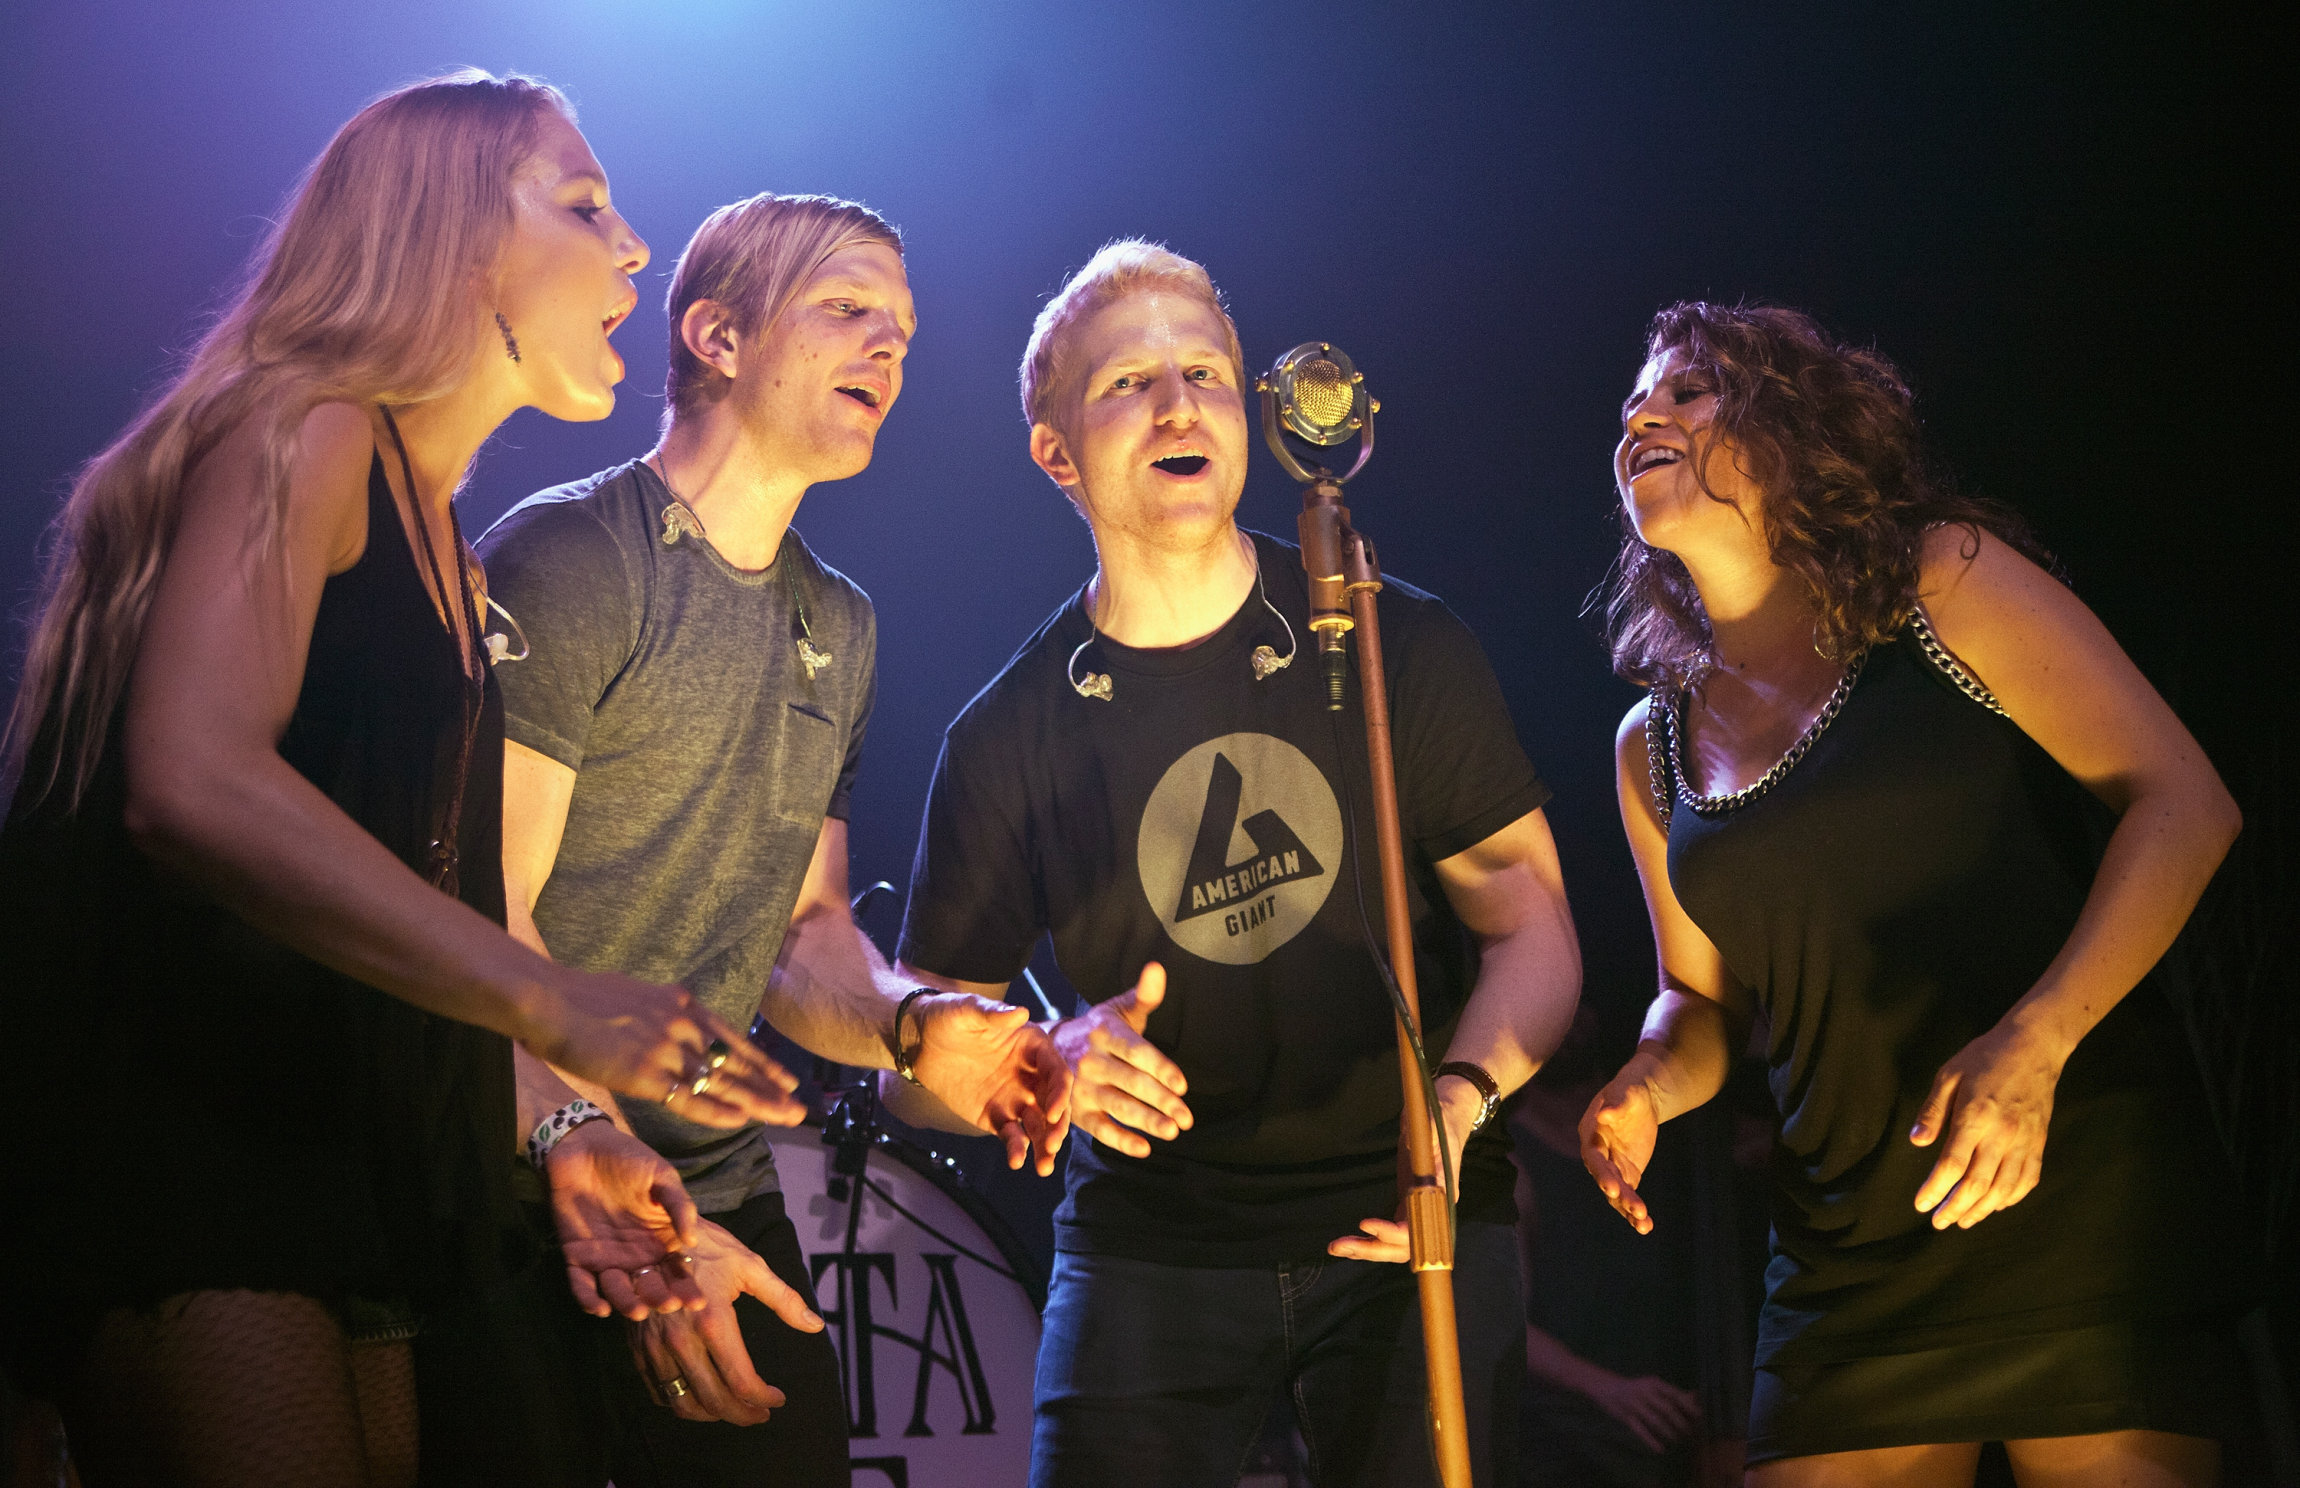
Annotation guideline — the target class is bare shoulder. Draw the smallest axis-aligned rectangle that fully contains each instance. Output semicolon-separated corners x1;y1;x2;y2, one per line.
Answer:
1614;694;1665;828
1616;694;1654;767
184;399;372;535
291;402;378;509
281;402;378;570
1917;521;2061;616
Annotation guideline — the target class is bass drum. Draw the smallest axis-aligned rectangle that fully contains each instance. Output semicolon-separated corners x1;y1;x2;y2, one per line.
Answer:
764;1113;1044;1488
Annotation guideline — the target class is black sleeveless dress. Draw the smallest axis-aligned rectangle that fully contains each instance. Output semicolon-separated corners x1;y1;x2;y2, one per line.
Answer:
0;456;532;1390
1655;622;2250;1460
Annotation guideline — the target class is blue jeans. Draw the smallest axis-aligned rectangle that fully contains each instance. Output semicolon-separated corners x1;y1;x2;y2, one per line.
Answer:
1030;1222;1523;1488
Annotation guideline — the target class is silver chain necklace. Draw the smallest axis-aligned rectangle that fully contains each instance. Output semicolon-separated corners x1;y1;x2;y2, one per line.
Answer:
1645;608;2005;829
1648;648;1867;829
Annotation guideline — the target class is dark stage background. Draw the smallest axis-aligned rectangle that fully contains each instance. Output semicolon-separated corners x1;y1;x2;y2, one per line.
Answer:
4;0;2289;1412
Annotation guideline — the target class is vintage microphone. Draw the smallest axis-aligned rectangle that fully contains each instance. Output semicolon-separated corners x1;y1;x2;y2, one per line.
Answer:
1258;345;1474;1488
1259;344;1376;710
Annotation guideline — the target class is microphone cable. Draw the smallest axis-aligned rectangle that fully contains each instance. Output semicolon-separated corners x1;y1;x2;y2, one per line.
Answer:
1327;706;1460;1232
1330;698;1460;1488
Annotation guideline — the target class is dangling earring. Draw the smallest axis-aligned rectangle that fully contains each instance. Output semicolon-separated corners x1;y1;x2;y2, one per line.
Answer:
494;311;522;364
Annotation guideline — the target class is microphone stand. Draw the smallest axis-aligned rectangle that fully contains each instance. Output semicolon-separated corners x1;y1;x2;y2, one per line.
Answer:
1299;477;1475;1488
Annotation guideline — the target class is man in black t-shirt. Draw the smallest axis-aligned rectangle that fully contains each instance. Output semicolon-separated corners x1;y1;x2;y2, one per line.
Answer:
894;241;1583;1488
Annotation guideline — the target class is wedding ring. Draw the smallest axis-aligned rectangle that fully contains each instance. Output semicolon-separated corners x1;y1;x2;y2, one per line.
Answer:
690;1067;717;1098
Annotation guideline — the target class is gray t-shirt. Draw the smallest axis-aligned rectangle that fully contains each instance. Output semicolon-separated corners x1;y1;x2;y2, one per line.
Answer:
478;460;876;1212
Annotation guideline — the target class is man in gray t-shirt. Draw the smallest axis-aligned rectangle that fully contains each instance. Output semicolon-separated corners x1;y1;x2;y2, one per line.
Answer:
416;197;1069;1488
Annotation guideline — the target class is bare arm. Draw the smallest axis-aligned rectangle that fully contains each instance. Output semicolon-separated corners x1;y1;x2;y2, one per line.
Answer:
1576;701;1755;1235
1903;526;2241;1227
1427;808;1583;1140
898;955;1178;1165
1329;808;1583;1261
126;406;555;1039
500;739;642;1128
120;405;783;1119
777;821;1071;1172
1920;525;2239;1066
763;818;918;1066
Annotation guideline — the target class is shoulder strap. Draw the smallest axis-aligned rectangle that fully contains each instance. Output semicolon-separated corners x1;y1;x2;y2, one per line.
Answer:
1906;604;2008;717
1644;687;1678;829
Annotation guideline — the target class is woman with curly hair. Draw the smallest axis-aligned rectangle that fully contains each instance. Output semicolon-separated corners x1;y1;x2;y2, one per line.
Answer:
0;71;803;1485
1578;302;2251;1484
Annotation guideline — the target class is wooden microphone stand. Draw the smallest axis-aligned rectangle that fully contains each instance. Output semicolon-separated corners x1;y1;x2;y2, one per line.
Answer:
1299;477;1475;1488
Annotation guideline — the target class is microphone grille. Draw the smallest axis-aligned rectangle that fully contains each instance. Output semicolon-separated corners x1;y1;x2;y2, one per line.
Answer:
1293;357;1355;432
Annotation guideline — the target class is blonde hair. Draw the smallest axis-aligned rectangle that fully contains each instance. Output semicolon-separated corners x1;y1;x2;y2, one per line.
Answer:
1019;239;1243;434
662;193;903;424
3;68;570;809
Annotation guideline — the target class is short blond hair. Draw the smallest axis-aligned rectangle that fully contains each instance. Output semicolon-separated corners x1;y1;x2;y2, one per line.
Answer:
664;193;902;422
1019;239;1243;434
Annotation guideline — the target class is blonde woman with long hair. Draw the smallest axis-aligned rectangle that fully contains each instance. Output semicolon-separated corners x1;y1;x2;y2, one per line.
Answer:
0;71;800;1485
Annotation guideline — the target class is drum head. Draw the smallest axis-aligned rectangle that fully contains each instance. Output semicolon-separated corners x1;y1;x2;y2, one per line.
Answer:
766;1120;1043;1487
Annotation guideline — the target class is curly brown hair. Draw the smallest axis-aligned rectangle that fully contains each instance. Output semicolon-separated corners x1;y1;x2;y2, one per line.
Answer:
1601;302;2051;691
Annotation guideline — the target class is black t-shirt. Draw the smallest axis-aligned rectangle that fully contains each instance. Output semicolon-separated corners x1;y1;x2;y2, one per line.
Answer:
898;532;1550;1266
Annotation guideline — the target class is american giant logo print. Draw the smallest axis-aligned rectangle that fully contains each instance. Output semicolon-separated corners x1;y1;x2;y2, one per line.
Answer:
1136;732;1342;965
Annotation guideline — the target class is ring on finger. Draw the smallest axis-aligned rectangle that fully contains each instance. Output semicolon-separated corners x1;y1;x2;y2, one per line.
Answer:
704;1037;731;1069
663;1375;690;1400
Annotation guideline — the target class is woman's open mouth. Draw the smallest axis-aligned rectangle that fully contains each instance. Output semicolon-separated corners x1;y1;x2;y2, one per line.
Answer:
1627;445;1683;479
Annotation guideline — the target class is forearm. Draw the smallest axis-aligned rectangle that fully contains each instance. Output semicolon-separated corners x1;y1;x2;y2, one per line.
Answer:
514;1043;629;1143
2004;780;2239;1059
503;905;628;1131
1525;1323;1619;1398
127;749;555;1043
875;1067;992;1135
759;905;911;1069
1440;911;1581;1099
1621;986;1738;1124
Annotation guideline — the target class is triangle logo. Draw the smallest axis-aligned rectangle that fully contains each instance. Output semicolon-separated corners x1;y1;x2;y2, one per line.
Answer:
1136;732;1343;966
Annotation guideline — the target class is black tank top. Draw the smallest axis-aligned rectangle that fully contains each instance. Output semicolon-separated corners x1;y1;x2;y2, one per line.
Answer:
1657;624;2238;1365
0;454;529;1335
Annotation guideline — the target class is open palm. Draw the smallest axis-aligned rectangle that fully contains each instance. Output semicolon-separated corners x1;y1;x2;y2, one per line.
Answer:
912;993;1074;1173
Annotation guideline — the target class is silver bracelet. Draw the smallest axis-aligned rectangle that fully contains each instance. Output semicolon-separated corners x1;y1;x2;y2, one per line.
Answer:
527;1098;612;1170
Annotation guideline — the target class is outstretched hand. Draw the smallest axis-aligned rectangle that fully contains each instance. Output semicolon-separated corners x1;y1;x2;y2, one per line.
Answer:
912;993;1074;1175
628;1218;825;1424
1910;1018;2064;1230
1580;1070;1661;1234
1050;962;1191;1159
523;968;807;1130
544;1119;705;1319
1328;1075;1480;1264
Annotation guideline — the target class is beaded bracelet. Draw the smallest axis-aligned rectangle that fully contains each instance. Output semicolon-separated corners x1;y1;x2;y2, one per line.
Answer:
527;1098;613;1171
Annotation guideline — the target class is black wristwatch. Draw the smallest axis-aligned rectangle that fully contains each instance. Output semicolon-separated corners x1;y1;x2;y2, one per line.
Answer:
888;988;934;1085
1435;1060;1502;1133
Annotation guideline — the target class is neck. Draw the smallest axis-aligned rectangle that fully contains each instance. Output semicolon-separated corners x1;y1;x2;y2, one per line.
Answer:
373;383;510;519
651;405;810;572
1675;540;1837;690
1085;520;1257;649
